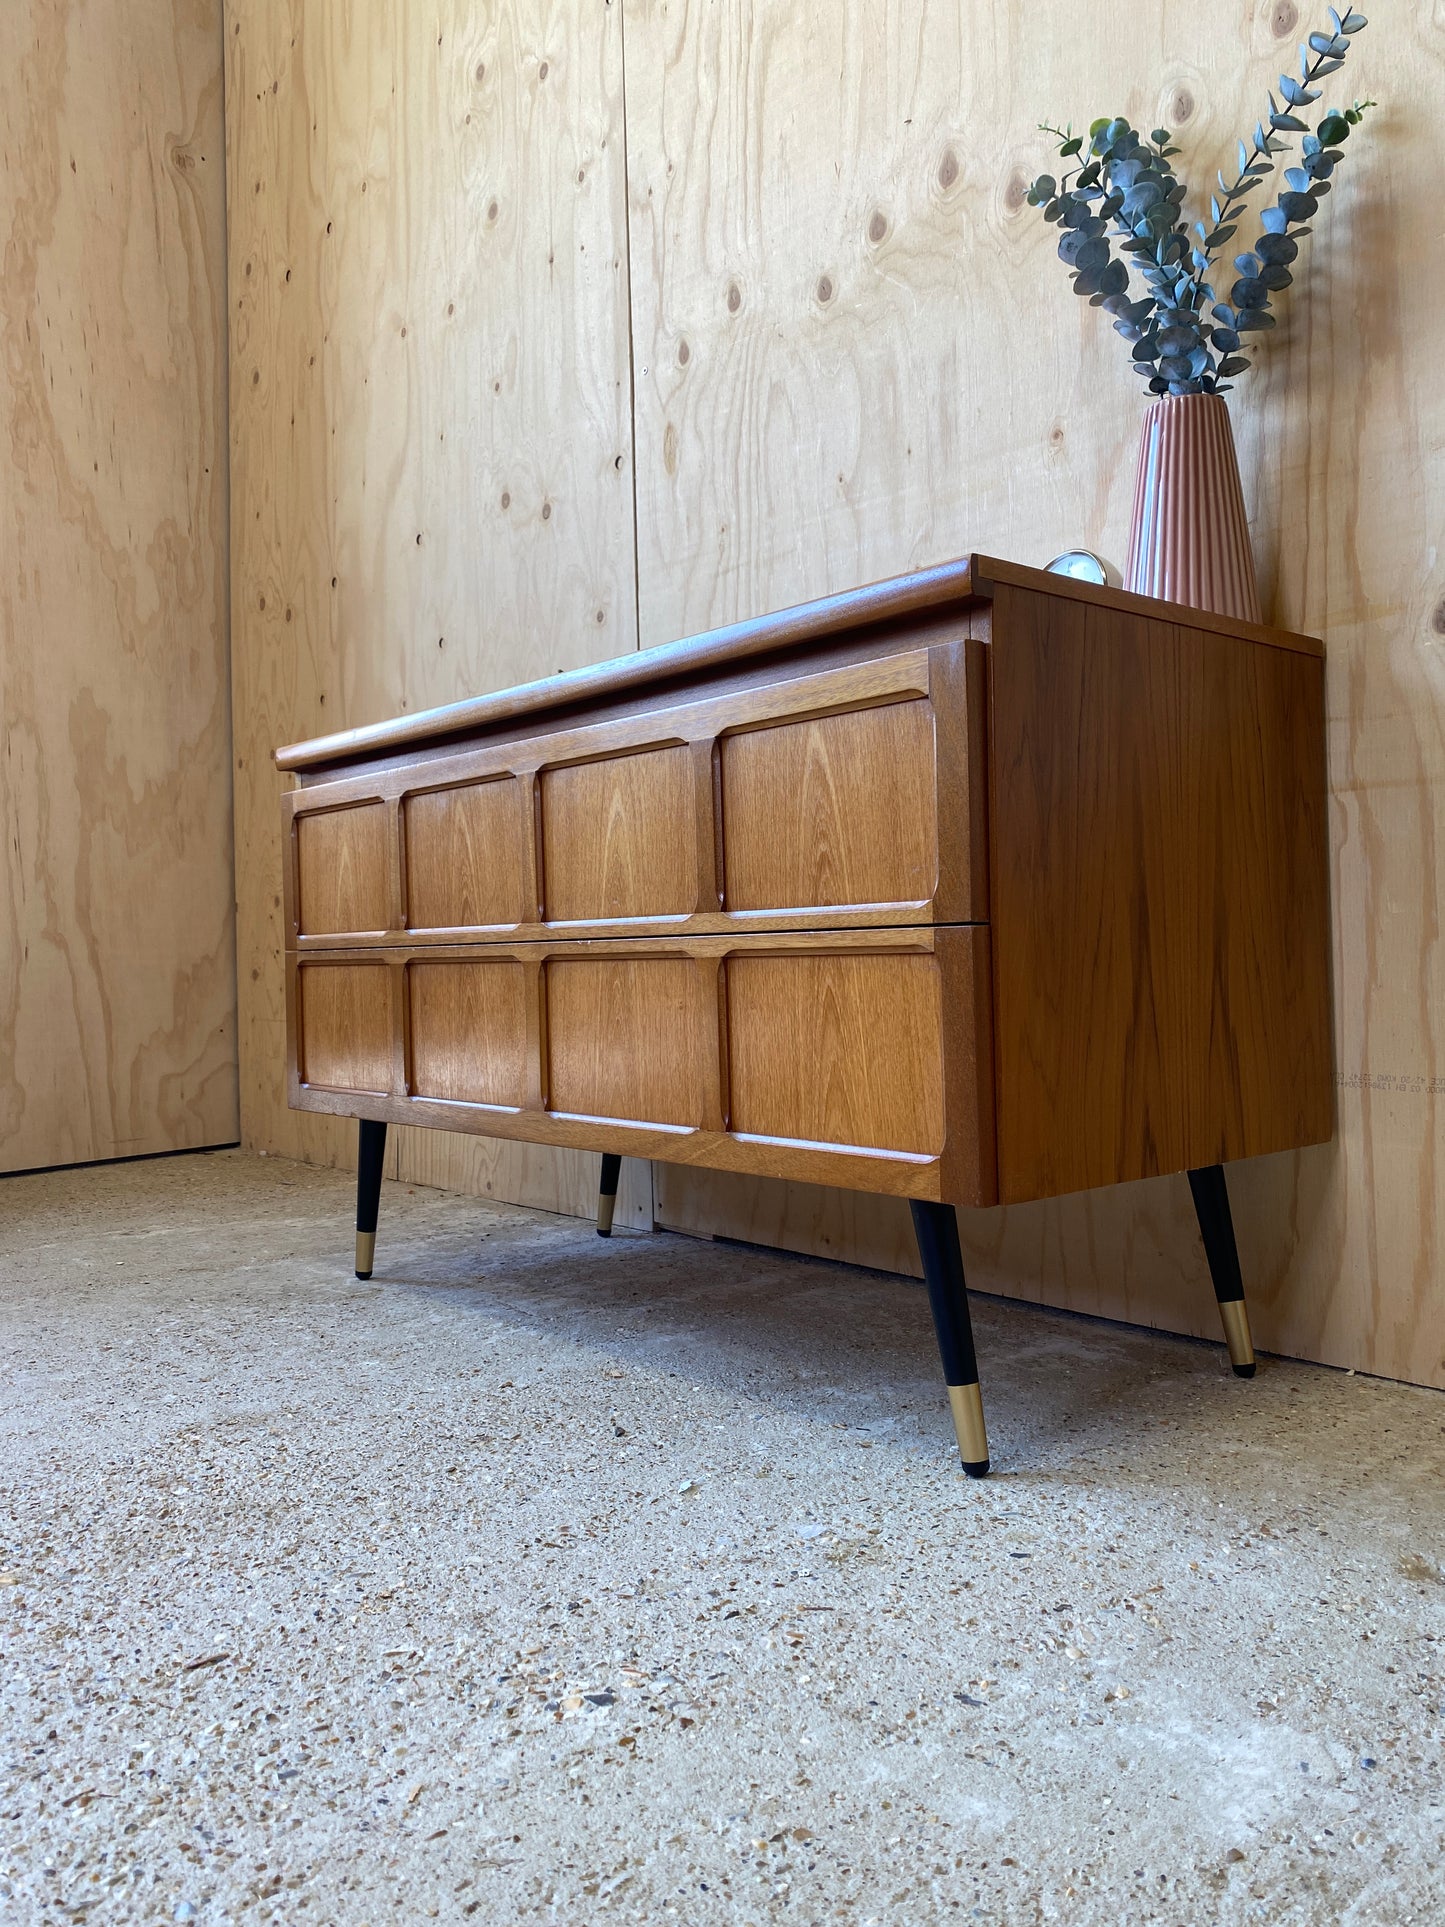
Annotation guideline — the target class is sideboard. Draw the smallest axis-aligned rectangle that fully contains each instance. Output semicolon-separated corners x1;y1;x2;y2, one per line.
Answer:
275;555;1333;1476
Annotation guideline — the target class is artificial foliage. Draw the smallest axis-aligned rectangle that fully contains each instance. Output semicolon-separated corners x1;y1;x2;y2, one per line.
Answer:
1027;8;1374;396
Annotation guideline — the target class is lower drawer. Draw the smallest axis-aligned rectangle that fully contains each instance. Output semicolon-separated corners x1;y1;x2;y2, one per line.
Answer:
287;927;995;1205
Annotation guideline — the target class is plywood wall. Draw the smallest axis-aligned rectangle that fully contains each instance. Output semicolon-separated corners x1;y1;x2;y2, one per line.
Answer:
228;1;1445;1386
224;0;650;1225
626;0;1445;1389
0;0;237;1173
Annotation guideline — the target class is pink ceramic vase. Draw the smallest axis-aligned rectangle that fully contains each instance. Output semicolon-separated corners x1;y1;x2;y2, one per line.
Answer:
1123;391;1262;624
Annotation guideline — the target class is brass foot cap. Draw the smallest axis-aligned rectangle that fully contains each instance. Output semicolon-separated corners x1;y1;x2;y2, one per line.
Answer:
596;1194;617;1238
355;1230;376;1279
1218;1296;1255;1372
947;1382;989;1471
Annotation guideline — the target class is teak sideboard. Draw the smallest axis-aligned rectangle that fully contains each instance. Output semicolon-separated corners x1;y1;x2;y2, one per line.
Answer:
276;555;1333;1476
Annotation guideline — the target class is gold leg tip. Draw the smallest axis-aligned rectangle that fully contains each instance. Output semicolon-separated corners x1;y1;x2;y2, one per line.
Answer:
596;1193;617;1238
1218;1298;1256;1373
355;1230;376;1279
947;1382;989;1473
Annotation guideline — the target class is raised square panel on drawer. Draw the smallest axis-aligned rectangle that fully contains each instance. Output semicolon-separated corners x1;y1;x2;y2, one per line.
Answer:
408;960;527;1107
721;700;938;913
296;803;389;935
298;962;392;1093
404;779;527;931
547;957;707;1125
541;747;698;923
727;952;943;1154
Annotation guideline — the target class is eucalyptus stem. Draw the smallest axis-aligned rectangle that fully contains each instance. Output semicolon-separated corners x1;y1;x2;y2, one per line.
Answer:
1024;8;1373;399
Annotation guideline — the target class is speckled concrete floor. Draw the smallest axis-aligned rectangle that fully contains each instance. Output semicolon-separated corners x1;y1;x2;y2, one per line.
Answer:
2;1150;1443;1927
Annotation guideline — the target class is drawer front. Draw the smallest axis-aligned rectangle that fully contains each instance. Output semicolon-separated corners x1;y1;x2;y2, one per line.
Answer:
287;926;995;1204
282;638;986;945
727;951;944;1155
721;699;937;913
540;747;701;923
408;960;528;1106
403;778;529;931
295;961;393;1094
295;803;390;936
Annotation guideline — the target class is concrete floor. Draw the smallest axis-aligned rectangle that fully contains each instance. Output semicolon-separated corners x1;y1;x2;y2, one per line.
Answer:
1;1152;1443;1926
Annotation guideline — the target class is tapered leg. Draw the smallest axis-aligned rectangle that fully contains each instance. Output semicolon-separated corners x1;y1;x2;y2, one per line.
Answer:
597;1152;622;1238
1188;1164;1256;1377
910;1200;990;1477
355;1119;387;1279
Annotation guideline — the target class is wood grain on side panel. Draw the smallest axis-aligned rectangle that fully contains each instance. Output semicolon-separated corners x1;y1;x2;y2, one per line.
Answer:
404;780;529;932
987;586;1333;1204
298;963;393;1094
720;700;937;912
727;952;943;1155
296;804;391;936
546;957;710;1126
408;960;528;1107
541;747;699;922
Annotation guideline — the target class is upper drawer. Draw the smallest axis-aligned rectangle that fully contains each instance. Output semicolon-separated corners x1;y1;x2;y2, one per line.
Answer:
283;637;986;943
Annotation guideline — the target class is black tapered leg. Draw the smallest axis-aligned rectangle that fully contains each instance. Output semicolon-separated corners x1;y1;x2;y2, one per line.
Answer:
355;1119;387;1279
910;1200;990;1477
1188;1164;1256;1377
597;1152;622;1237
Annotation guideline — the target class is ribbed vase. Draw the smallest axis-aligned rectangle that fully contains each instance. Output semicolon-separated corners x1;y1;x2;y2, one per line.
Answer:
1123;391;1261;623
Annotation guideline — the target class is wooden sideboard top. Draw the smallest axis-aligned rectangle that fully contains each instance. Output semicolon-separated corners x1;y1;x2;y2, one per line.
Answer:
276;553;1322;774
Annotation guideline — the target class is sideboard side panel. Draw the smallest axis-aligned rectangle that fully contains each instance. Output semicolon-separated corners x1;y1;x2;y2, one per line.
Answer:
987;584;1333;1204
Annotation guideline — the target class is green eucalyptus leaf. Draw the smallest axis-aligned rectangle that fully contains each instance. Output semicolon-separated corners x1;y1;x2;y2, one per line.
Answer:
1259;264;1294;290
1255;233;1298;264
1098;259;1129;296
1279;190;1317;221
1211;327;1241;352
1217;355;1250;376
1121;179;1164;217
1318;111;1350;145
